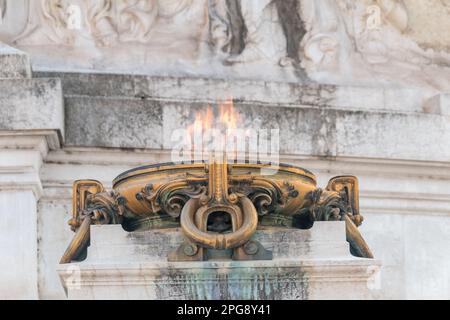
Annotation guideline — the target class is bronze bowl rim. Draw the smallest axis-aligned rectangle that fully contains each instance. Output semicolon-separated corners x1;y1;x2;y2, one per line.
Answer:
113;161;317;187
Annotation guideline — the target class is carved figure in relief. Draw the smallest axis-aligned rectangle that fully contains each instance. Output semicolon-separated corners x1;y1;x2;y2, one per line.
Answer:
87;0;118;46
353;0;444;73
14;0;101;46
300;0;345;72
298;0;450;90
226;0;276;64
13;0;197;47
209;0;306;67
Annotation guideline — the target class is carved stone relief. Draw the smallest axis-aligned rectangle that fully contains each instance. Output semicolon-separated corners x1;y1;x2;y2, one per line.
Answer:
297;0;450;91
299;0;348;73
2;0;450;90
13;0;202;47
209;0;303;67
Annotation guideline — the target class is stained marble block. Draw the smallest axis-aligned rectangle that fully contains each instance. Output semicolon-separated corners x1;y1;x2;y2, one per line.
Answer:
58;222;381;300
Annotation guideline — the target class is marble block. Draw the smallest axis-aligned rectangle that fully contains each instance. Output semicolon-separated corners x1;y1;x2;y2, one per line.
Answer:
58;222;381;300
0;77;64;146
0;43;31;79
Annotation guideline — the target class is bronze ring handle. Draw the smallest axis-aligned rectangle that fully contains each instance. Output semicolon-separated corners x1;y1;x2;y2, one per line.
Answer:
180;197;258;250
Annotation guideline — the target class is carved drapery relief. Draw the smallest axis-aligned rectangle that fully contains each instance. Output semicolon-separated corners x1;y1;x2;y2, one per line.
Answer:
114;0;158;43
0;0;6;21
299;0;348;73
209;0;278;64
15;0;91;46
209;0;306;67
225;0;282;64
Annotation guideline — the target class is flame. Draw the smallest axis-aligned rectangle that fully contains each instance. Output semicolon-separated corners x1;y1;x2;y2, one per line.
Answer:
187;98;240;160
219;98;238;130
188;98;239;135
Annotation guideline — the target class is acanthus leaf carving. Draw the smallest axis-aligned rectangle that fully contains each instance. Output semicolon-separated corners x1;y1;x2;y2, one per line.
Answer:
230;177;299;217
136;179;208;218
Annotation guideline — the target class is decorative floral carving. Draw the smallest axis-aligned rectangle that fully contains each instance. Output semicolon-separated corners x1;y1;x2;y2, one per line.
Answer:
293;175;363;230
70;190;124;231
301;188;347;222
230;178;299;216
136;180;208;218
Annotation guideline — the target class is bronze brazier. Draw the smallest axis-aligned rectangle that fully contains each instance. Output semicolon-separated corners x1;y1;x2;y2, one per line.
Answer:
60;156;373;263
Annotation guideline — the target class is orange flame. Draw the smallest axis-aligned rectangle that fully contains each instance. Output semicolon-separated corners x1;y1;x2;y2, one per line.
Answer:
219;98;238;130
187;98;240;160
188;98;239;135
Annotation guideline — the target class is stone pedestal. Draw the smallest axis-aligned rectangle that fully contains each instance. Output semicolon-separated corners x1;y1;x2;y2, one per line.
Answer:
58;222;381;300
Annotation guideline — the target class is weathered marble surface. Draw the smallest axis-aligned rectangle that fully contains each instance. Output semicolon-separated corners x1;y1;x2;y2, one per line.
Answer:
35;71;426;112
64;98;450;162
58;223;381;300
0;44;64;141
0;78;64;138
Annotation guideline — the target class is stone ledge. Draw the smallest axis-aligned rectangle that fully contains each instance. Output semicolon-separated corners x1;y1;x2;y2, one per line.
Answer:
0;134;62;199
0;78;64;145
36;71;426;113
64;95;450;162
58;260;380;299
